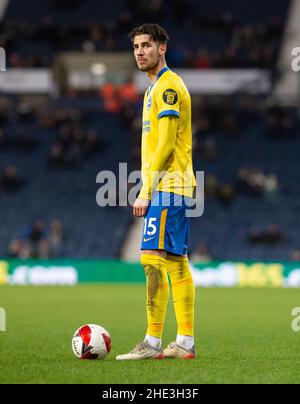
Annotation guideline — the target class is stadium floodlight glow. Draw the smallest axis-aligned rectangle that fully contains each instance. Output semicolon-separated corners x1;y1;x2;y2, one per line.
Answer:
91;63;107;76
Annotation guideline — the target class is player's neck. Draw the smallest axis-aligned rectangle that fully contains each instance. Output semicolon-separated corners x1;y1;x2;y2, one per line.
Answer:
146;62;168;85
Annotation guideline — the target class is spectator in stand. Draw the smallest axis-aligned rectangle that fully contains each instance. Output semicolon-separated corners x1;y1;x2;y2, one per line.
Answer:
8;238;33;259
63;142;81;168
18;242;33;260
282;116;297;139
236;167;265;198
217;183;236;207
264;174;279;203
15;100;34;124
48;143;64;168
248;224;284;246
205;174;218;199
194;115;213;138
117;10;133;34
191;243;213;263
289;250;300;262
265;113;281;138
15;128;39;153
119;80;140;106
0;98;10;125
7;239;22;258
200;136;218;161
1;6;285;69
222;112;240;137
84;130;106;156
266;224;284;245
101;83;122;113
223;47;239;68
236;167;279;201
265;105;297;139
45;107;105;170
0;128;11;150
49;220;65;256
20;220;48;258
0;165;26;193
195;48;211;69
24;220;47;245
38;239;52;259
7;220;66;259
0;127;38;153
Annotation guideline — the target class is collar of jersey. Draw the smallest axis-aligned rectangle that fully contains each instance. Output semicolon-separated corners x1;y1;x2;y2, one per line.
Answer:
146;66;169;97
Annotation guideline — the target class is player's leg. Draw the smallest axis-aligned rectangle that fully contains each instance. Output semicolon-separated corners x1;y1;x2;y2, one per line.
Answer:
116;192;170;360
162;194;196;358
164;253;196;359
140;249;169;351
116;251;169;360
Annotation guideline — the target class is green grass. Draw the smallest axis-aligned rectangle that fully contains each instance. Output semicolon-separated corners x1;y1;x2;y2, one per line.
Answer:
0;285;299;384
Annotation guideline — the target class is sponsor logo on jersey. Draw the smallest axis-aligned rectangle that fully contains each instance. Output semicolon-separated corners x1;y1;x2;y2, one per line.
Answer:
143;120;151;133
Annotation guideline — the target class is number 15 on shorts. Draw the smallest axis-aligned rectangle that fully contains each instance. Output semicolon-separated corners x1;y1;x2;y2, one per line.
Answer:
144;218;157;236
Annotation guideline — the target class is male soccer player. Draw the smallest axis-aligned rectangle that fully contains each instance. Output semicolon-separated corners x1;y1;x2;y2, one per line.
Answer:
116;24;196;360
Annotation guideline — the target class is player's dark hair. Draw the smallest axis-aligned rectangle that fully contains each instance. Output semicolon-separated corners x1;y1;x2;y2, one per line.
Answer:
128;23;169;45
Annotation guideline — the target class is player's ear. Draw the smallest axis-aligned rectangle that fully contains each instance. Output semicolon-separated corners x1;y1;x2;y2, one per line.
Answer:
159;43;167;56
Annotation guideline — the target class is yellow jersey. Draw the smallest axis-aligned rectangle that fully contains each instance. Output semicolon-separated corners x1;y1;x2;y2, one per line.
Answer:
140;67;196;199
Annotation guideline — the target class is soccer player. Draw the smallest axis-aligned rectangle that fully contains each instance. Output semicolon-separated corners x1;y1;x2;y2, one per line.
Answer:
116;24;196;360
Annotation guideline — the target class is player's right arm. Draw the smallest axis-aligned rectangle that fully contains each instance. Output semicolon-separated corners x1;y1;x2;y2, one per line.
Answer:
139;115;178;200
134;115;178;217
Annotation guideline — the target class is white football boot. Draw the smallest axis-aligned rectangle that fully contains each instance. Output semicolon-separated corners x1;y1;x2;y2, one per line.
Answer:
163;342;196;359
116;341;164;361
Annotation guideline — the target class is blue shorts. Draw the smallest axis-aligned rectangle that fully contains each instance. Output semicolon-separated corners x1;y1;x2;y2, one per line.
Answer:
141;192;191;256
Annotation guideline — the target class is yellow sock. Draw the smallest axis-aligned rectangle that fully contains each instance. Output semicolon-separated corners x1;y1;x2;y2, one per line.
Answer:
141;254;169;338
166;255;195;337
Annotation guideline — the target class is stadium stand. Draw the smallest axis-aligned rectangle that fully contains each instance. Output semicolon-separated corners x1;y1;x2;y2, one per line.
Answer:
1;0;299;261
190;98;300;260
0;94;134;258
1;92;299;260
2;0;290;68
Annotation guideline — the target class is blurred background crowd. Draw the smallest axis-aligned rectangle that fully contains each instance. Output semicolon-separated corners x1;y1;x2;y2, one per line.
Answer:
1;0;299;262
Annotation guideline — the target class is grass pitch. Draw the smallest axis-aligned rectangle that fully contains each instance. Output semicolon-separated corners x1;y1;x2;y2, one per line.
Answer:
0;285;299;384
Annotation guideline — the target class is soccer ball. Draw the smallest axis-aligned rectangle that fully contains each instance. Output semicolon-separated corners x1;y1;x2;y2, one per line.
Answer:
72;324;111;360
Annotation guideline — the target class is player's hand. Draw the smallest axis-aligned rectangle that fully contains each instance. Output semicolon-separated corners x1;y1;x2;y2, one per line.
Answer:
133;198;150;217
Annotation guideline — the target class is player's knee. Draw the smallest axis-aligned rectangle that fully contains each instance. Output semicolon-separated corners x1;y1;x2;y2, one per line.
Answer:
140;250;167;264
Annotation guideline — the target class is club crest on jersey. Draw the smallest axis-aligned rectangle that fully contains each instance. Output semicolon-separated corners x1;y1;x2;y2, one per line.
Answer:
163;89;178;105
147;96;152;110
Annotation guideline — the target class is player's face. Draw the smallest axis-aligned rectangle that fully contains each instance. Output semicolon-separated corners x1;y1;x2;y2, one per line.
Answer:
133;34;165;72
